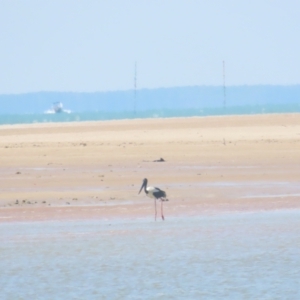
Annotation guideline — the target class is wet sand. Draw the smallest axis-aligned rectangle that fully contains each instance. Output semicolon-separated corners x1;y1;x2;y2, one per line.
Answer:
0;113;300;222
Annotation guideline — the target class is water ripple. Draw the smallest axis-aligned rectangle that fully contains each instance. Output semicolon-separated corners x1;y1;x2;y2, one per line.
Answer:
1;211;300;299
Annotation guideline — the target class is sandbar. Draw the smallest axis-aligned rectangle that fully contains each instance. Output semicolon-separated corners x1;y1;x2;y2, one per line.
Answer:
1;113;300;222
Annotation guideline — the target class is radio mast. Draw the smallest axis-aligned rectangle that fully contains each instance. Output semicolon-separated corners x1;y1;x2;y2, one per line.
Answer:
223;60;226;108
134;62;137;115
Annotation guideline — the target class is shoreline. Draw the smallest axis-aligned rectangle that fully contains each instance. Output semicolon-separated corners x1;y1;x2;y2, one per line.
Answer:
1;202;300;224
0;111;299;128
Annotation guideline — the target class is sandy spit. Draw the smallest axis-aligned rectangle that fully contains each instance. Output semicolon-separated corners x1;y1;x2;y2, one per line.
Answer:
1;114;300;222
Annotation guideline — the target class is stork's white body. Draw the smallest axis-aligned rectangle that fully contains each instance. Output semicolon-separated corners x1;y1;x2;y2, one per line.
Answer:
145;186;161;199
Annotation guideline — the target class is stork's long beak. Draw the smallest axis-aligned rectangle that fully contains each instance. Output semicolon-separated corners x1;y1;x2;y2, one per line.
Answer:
138;181;145;194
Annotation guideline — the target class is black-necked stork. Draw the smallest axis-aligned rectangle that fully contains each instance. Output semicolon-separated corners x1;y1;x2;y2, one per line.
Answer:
138;178;168;221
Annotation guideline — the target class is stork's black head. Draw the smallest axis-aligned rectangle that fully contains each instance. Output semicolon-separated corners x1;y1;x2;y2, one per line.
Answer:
138;178;148;194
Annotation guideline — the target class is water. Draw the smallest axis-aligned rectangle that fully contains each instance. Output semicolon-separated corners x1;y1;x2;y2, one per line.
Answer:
1;103;300;125
1;210;300;299
1;85;300;125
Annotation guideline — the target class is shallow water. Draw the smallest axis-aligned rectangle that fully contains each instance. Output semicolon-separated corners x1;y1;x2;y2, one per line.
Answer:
1;210;300;299
1;102;300;125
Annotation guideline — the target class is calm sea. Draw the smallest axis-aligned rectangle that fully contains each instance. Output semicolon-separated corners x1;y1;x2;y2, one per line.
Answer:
1;210;300;299
1;103;300;125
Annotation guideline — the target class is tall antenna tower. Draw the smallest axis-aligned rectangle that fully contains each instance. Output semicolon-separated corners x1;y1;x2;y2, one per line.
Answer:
223;60;226;108
134;62;137;115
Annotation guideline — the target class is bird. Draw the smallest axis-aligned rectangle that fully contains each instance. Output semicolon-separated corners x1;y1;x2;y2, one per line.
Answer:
138;178;168;221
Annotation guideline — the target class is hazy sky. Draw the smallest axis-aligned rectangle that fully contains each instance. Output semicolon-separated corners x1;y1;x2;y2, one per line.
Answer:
1;1;299;94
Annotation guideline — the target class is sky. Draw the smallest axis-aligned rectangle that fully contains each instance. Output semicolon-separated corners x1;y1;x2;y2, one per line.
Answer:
0;0;299;94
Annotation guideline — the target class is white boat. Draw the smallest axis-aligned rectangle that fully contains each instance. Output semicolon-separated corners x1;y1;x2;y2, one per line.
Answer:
44;102;71;114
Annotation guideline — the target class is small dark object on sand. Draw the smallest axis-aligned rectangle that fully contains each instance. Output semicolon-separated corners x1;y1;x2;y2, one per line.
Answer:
153;158;165;162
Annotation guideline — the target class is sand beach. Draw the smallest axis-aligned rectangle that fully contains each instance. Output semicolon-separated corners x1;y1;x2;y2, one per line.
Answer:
0;113;300;222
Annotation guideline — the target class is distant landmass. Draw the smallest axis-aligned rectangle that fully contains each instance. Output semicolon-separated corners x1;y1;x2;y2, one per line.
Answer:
0;85;300;114
0;85;299;125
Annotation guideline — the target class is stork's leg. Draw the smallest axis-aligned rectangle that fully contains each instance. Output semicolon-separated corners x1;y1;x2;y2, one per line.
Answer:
154;199;157;221
161;199;165;221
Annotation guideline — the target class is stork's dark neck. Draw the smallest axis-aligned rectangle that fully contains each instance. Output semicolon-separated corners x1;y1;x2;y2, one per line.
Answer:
143;180;148;193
